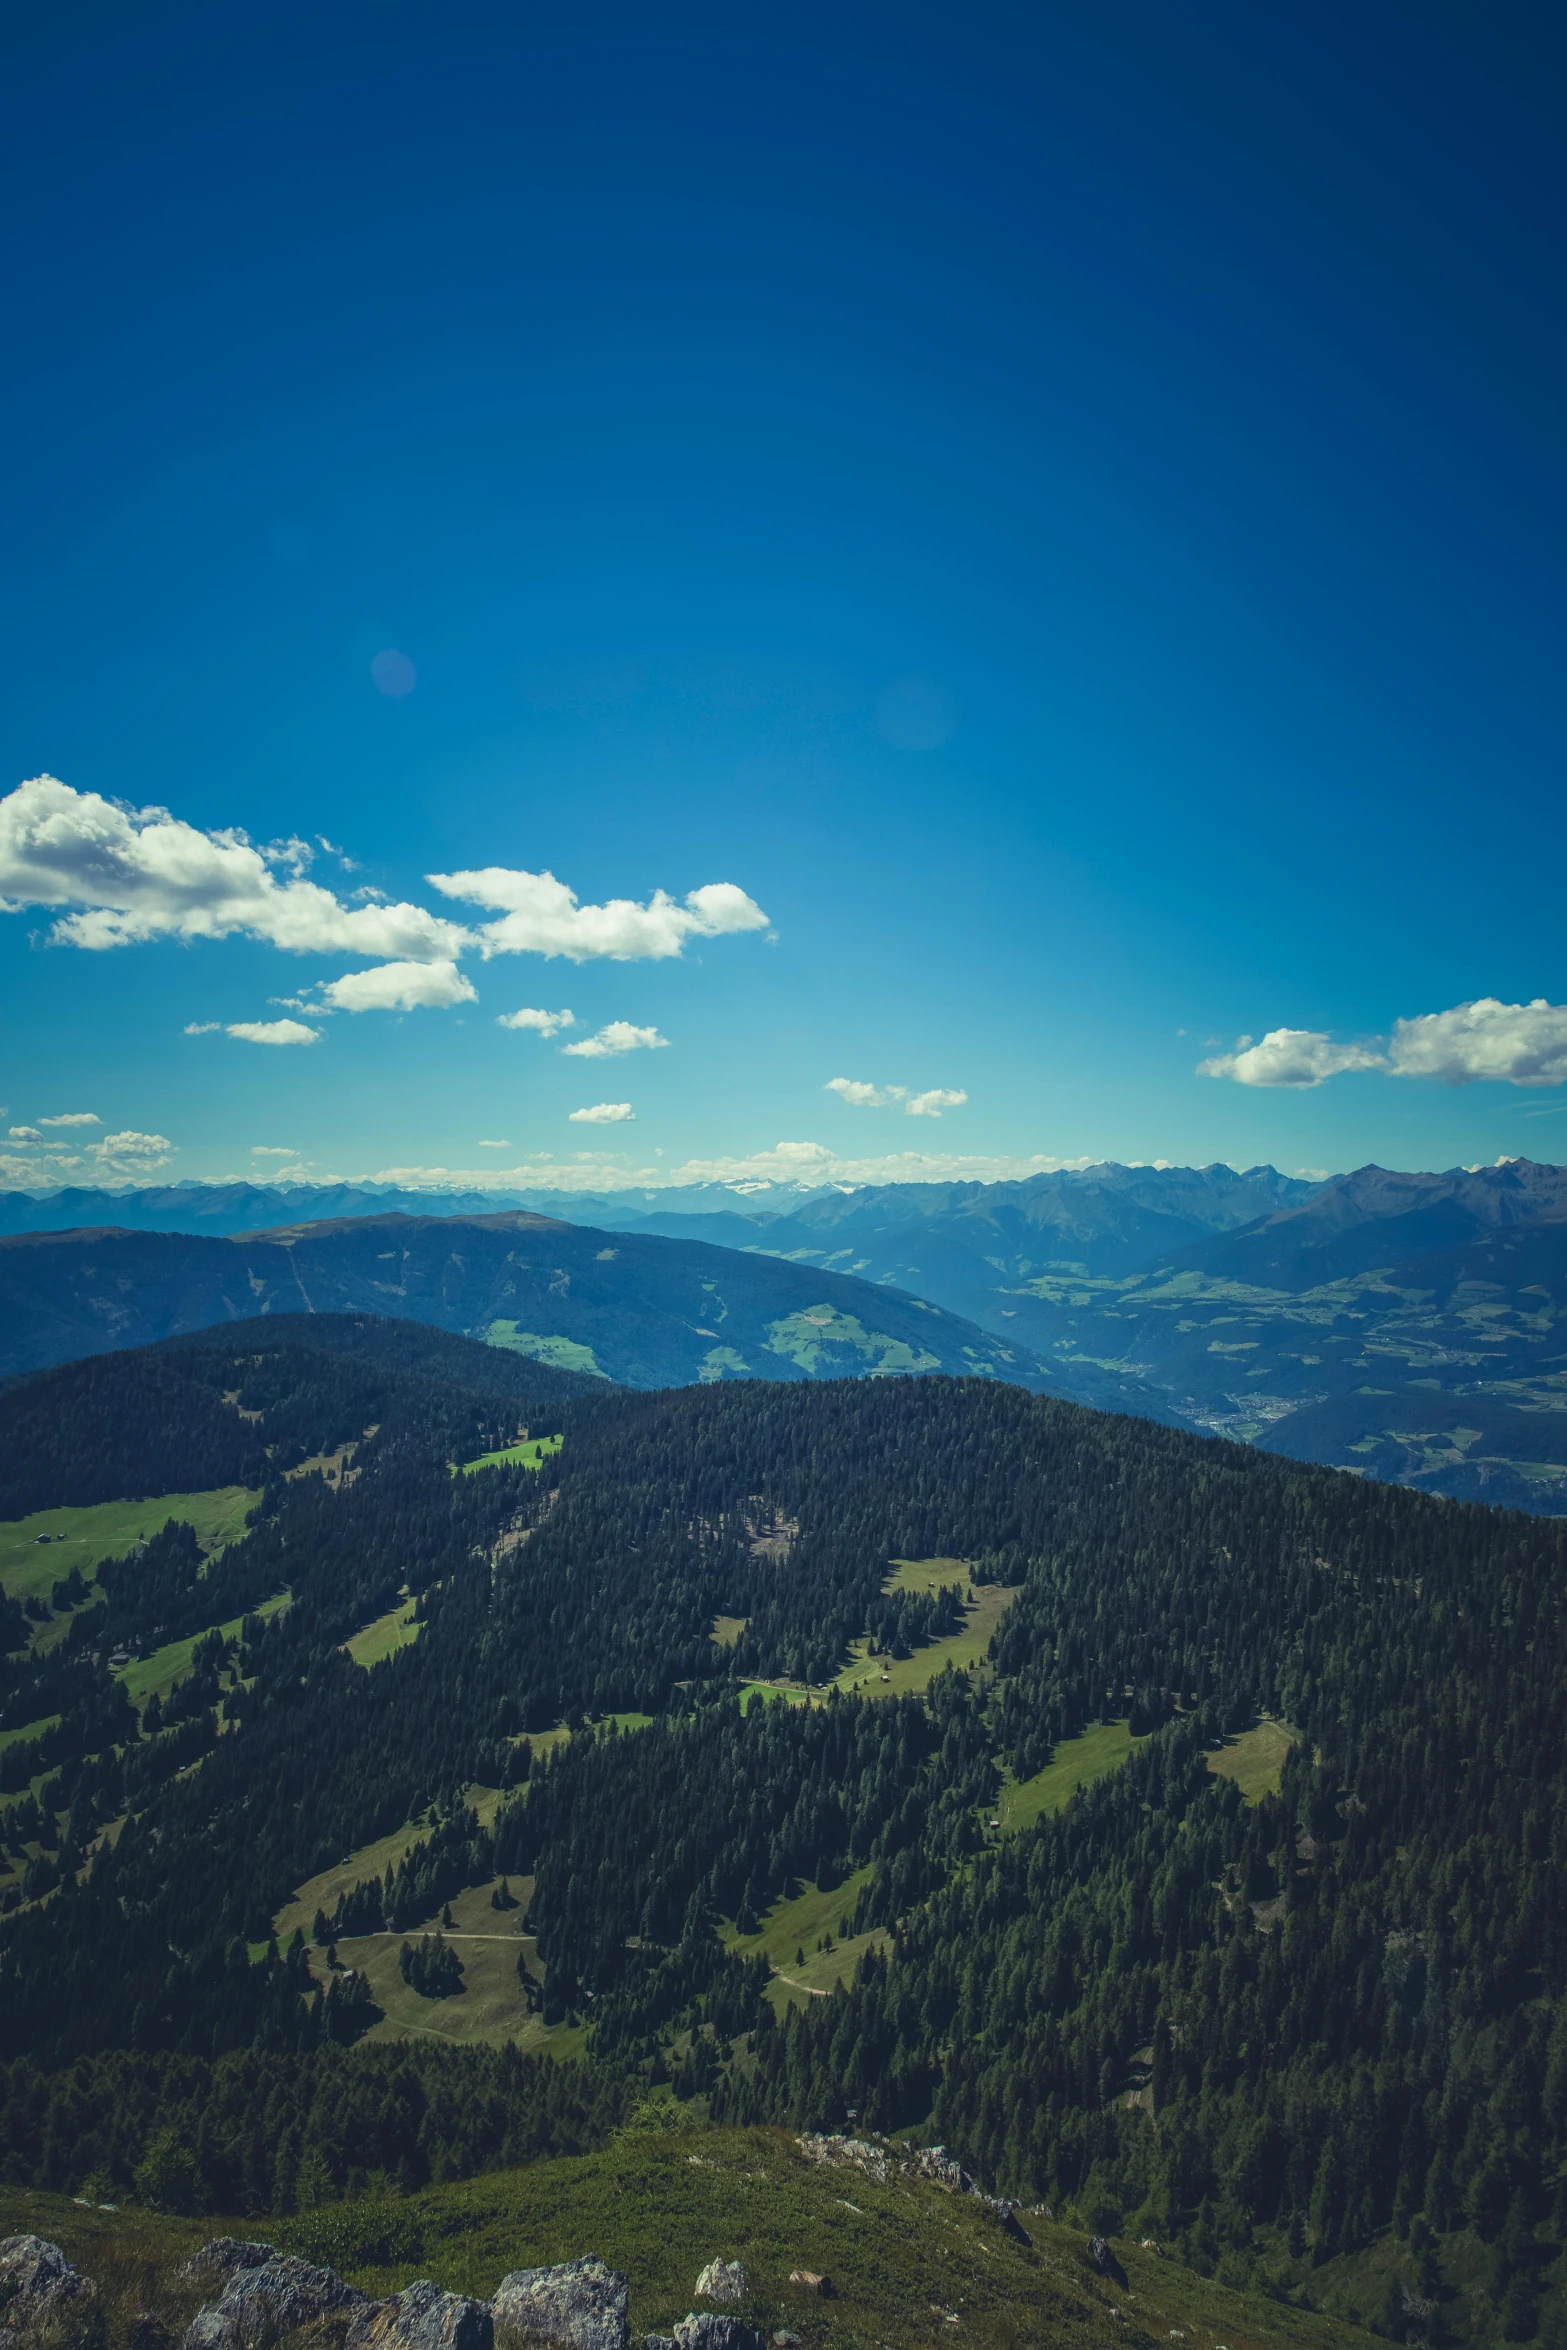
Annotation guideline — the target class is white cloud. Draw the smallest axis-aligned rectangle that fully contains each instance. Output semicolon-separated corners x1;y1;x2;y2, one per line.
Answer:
8;1125;42;1142
366;1145;1105;1194
826;1078;903;1107
477;1138;512;1148
184;1022;221;1035
251;1145;300;1157
561;1021;669;1059
0;774;469;960
315;959;476;1013
97;1129;172;1166
1386;998;1567;1087
225;1019;321;1046
429;864;768;962
569;1102;636;1124
497;1006;576;1035
1197;1029;1386;1087
38;1111;99;1127
1199;997;1567;1090
826;1077;964;1115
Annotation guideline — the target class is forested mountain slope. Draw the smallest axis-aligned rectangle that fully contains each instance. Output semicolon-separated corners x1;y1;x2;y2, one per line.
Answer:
2;1340;1566;2346
0;1212;1050;1389
633;1160;1567;1511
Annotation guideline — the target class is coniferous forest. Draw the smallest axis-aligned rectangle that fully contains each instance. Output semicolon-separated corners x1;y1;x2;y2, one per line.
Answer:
2;1312;1565;2343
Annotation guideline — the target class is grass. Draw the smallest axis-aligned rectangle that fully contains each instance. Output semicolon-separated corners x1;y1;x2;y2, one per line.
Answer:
721;1866;885;2011
992;1721;1147;1835
344;1598;421;1668
457;1434;563;1476
1207;1718;1299;1804
483;1323;609;1377
833;1560;1018;1699
323;1878;567;2054
115;1591;290;1713
274;1784;513;1944
0;1711;59;1757
0;1488;260;1610
712;1614;749;1647
0;2128;1379;2350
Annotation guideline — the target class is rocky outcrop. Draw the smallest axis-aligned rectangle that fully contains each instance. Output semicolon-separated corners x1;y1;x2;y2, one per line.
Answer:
179;2246;276;2294
0;2238;97;2339
182;2253;367;2350
672;2318;763;2350
347;2283;493;2350
692;2267;744;2307
785;2274;828;2297
795;2135;1027;2235
492;2258;629;2350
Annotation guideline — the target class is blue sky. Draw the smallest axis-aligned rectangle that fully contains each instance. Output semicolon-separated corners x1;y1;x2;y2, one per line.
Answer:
3;2;1565;1193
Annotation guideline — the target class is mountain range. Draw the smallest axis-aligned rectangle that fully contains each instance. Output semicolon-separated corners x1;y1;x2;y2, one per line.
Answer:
0;1209;1050;1393
2;1157;1564;1510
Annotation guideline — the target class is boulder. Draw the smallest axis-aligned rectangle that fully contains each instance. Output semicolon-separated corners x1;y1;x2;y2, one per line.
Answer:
692;2267;745;2308
183;2255;367;2350
348;2283;493;2350
492;2258;629;2350
672;2320;763;2350
180;2246;276;2293
0;2236;97;2333
785;2275;828;2297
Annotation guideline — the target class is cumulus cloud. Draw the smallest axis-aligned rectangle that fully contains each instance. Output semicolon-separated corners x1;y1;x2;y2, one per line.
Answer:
826;1078;905;1107
497;1007;576;1035
477;1138;513;1148
826;1077;964;1115
38;1111;99;1127
8;1125;43;1142
184;1022;221;1035
1385;998;1567;1087
1200;998;1567;1089
561;1021;669;1059
429;864;768;962
97;1130;173;1165
251;1145;300;1157
225;1019;321;1046
1;775;469;960
1197;1029;1386;1087
314;959;476;1013
568;1102;636;1124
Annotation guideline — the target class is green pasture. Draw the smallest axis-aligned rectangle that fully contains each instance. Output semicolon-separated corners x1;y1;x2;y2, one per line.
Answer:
0;1488;260;1610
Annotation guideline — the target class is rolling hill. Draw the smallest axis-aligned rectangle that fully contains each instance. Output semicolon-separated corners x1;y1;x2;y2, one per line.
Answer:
0;1209;1053;1390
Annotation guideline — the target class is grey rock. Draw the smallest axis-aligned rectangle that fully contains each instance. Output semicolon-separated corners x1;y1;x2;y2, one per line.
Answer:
673;2320;764;2350
492;2259;629;2350
640;2338;677;2350
180;2247;277;2293
347;2284;492;2350
692;2267;745;2308
183;2255;367;2350
128;2314;174;2350
0;2237;97;2333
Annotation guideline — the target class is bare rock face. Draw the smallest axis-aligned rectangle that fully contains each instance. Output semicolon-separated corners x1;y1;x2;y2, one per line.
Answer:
492;2258;630;2350
347;2282;493;2350
0;2236;97;2334
179;2246;276;2294
182;2254;367;2350
692;2266;745;2307
672;2318;764;2350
